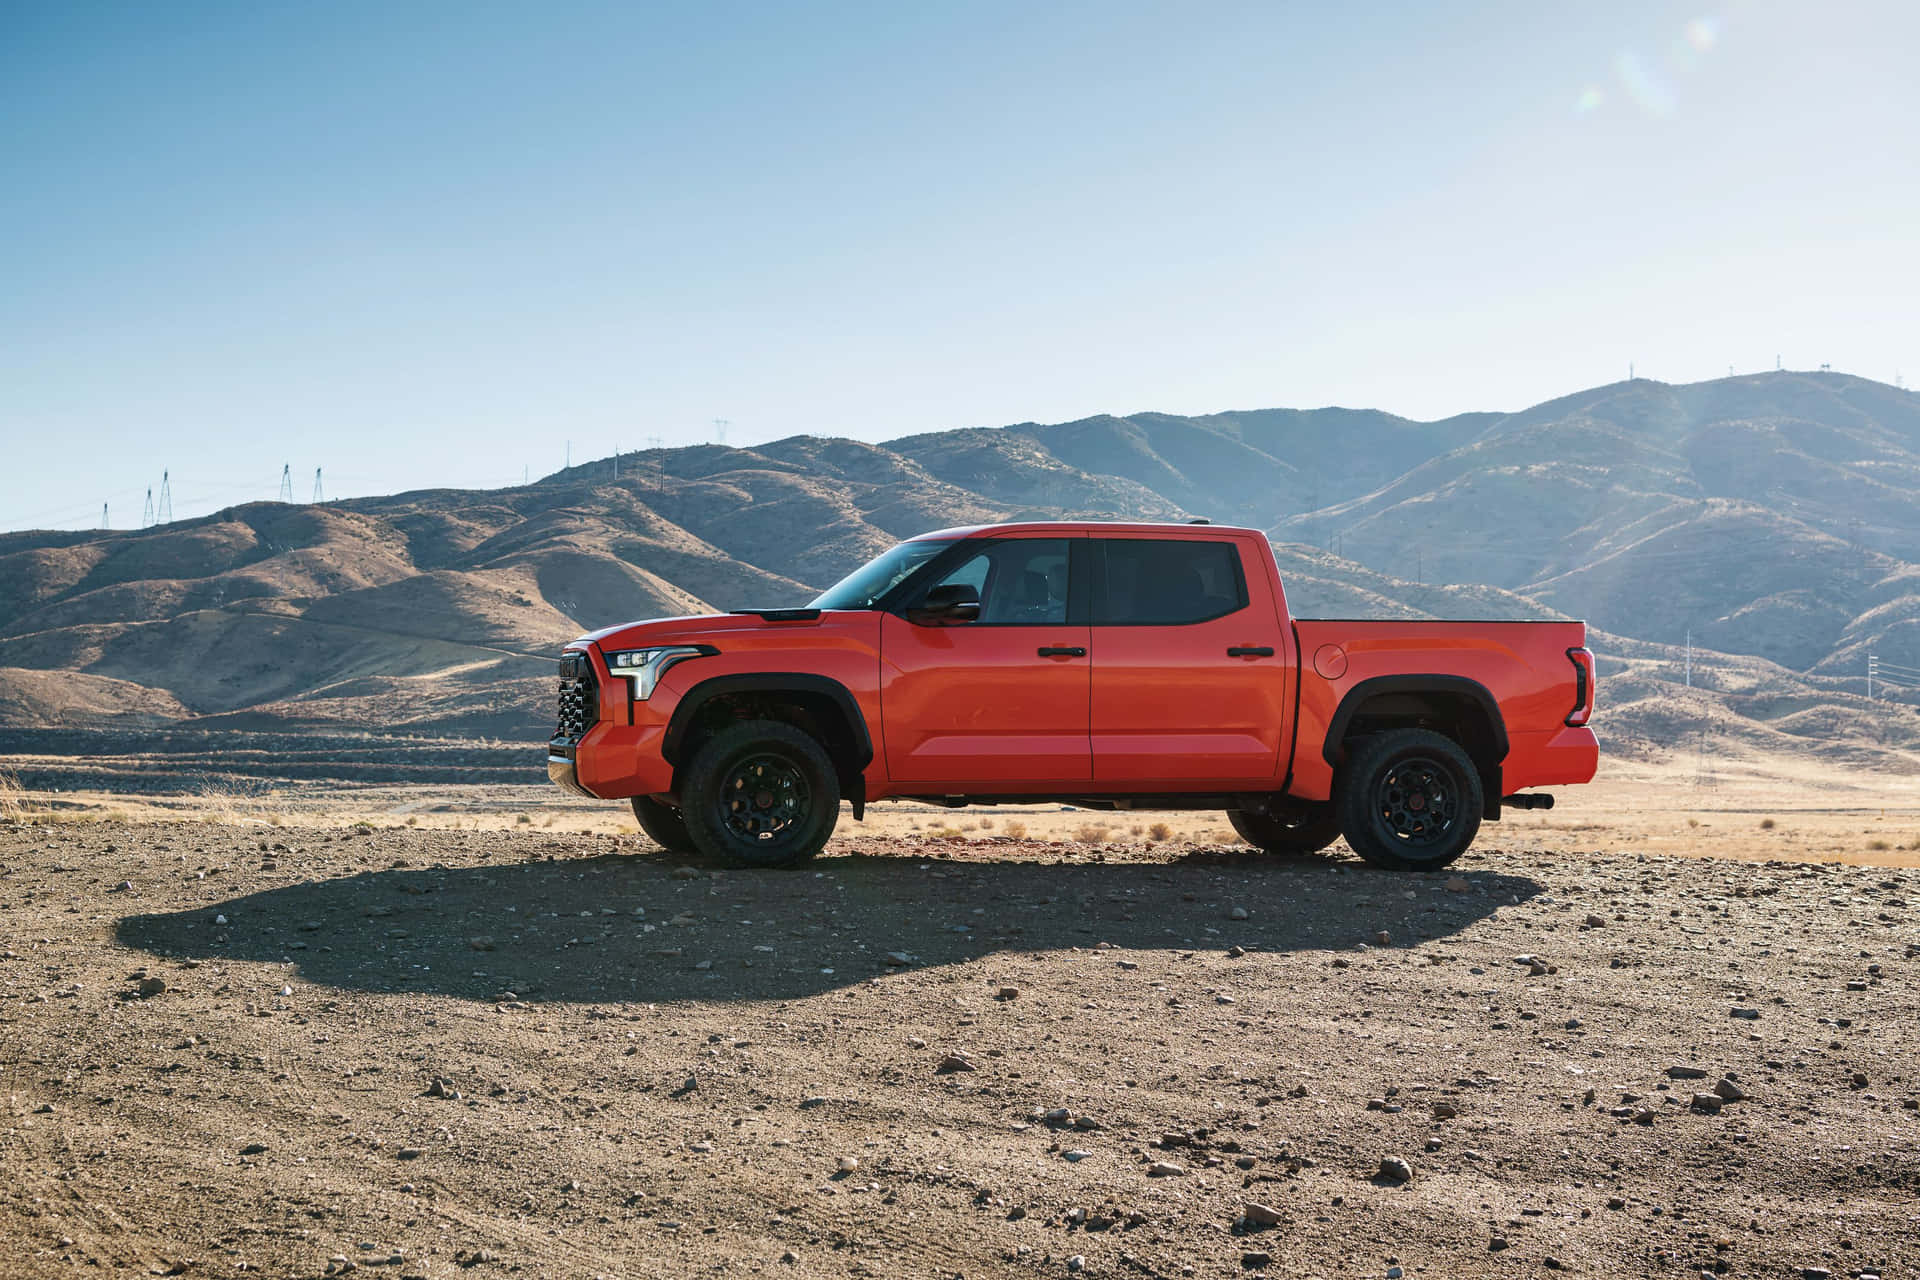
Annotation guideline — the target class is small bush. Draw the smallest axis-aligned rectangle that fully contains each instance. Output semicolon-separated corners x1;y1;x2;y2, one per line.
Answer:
1759;818;1775;830
1002;820;1027;839
977;817;994;830
1687;818;1700;828
1075;824;1111;845
1868;838;1891;851
1149;822;1172;842
929;825;965;839
517;813;532;825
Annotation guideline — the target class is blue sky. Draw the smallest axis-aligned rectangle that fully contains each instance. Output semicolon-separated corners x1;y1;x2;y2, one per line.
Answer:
3;0;1916;530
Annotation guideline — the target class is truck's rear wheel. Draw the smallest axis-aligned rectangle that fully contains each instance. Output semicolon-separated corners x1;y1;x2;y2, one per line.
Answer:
630;795;696;854
1335;728;1482;871
680;719;840;868
1227;805;1343;855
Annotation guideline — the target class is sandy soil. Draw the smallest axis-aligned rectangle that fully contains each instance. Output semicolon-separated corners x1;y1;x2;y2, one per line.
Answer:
2;772;1917;1279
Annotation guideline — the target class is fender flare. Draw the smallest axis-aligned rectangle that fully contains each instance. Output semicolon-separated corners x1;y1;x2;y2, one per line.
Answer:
662;672;874;770
1321;674;1509;767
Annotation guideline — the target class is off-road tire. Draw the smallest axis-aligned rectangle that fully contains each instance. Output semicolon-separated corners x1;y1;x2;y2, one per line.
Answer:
1227;805;1344;855
680;719;840;868
1335;728;1483;871
629;795;696;854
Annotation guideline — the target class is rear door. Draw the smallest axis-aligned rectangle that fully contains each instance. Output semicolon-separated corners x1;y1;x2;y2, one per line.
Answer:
1089;534;1291;784
880;536;1093;786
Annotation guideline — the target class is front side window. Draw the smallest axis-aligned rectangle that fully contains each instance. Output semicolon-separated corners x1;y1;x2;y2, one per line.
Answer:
925;539;1070;624
1097;539;1246;625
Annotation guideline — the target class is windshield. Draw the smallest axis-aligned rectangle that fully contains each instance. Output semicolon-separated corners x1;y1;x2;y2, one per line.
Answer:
809;540;952;610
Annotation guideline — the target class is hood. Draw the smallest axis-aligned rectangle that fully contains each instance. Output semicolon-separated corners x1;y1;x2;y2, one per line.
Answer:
571;609;849;651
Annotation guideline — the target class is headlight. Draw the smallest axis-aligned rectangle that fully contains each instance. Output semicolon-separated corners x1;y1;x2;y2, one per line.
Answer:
600;646;713;699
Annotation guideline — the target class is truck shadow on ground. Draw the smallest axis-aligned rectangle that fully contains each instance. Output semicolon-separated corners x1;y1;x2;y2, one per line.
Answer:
116;848;1541;1004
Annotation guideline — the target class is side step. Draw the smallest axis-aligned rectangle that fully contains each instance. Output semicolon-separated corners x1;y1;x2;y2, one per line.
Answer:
1501;792;1555;811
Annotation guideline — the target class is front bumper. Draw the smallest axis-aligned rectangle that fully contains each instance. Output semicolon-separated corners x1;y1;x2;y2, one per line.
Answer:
547;745;595;798
548;720;678;800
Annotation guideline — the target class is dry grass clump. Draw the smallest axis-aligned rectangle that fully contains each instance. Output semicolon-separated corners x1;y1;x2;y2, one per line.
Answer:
1001;820;1027;839
928;825;965;839
1867;838;1892;851
1149;822;1172;842
1075;824;1111;845
1760;817;1776;830
0;768;35;821
196;779;287;826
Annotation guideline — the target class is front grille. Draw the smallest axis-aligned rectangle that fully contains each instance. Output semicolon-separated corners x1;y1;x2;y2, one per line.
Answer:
554;652;599;742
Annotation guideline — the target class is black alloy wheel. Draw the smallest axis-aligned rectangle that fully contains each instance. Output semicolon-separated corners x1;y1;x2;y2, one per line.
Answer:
680;719;840;868
1335;728;1483;871
719;754;812;842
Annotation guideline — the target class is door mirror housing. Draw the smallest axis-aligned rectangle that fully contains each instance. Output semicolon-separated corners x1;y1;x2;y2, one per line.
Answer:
908;582;980;624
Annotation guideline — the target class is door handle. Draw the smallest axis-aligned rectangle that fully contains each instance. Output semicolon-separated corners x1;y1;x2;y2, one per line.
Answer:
1037;646;1087;658
1227;646;1275;658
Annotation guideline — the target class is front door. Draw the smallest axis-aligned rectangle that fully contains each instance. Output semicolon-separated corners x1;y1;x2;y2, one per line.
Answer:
881;536;1092;786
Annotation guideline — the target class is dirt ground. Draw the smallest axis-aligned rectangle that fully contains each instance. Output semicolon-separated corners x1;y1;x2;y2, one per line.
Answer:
2;766;1917;1279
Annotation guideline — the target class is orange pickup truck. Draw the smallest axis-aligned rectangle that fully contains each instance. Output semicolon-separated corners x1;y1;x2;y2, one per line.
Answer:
549;521;1597;869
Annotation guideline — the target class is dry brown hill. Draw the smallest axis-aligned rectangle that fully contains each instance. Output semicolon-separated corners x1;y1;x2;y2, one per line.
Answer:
1;370;1916;785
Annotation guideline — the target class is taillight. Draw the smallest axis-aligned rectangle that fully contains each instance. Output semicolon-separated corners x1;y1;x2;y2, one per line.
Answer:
1566;647;1596;727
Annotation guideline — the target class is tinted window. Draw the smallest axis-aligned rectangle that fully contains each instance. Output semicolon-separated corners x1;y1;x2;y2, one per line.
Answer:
1097;539;1246;625
925;539;1070;624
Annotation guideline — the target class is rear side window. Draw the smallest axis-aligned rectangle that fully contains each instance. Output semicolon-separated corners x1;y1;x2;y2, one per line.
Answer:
1097;539;1247;625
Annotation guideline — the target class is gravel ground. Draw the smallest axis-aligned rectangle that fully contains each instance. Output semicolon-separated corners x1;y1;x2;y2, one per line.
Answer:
1;820;1915;1280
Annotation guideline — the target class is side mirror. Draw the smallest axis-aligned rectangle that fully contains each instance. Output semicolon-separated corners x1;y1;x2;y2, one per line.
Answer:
909;582;980;624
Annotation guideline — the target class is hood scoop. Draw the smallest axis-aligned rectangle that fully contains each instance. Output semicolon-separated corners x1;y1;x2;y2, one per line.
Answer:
731;608;823;622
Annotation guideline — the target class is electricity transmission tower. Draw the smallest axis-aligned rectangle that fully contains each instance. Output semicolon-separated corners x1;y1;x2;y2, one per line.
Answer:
157;472;173;523
311;468;324;503
142;488;154;527
713;419;729;447
279;465;294;502
101;503;109;529
646;435;664;490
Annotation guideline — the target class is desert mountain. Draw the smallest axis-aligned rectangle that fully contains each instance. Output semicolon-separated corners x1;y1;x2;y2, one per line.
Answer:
1;370;1917;781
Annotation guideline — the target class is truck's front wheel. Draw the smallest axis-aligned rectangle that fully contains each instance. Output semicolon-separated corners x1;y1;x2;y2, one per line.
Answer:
1227;805;1343;855
680;720;840;868
1335;728;1482;871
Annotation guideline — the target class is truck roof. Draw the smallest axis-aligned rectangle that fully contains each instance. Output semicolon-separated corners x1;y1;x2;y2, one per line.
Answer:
908;519;1262;541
